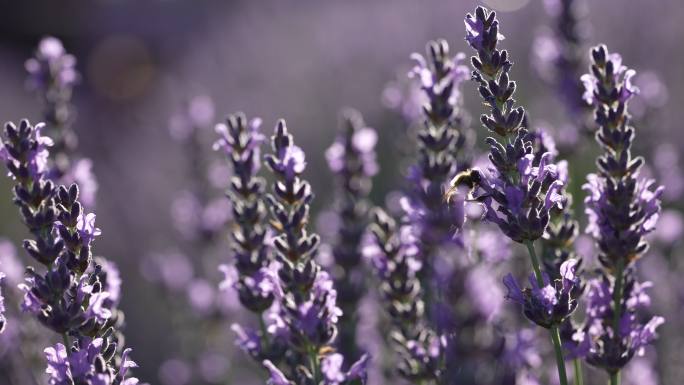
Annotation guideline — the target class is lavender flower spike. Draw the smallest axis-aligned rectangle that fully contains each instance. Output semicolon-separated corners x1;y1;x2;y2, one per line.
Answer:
407;39;470;283
25;37;98;208
579;45;664;383
325;108;378;362
1;119;141;385
459;7;567;244
462;7;571;385
364;208;444;382
215;112;284;363
265;120;367;384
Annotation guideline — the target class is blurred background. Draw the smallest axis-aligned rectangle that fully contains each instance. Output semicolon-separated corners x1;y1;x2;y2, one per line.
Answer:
0;0;682;384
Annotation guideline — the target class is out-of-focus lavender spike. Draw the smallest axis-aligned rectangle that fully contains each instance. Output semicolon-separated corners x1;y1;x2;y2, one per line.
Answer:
325;108;378;362
0;119;142;384
25;36;99;208
25;37;79;145
364;208;443;381
263;119;368;384
576;45;664;380
407;37;470;258
533;0;593;138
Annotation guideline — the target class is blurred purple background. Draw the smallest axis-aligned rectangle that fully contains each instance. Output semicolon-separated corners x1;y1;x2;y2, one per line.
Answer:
0;0;682;383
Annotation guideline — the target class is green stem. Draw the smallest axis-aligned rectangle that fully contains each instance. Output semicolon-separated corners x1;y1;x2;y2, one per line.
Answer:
573;359;584;385
525;241;568;385
610;260;625;385
610;372;620;385
308;345;320;383
62;333;70;349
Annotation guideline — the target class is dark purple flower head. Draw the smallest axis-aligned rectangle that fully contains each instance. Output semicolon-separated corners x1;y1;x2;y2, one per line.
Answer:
1;119;140;384
581;45;663;271
504;258;581;328
45;337;140;385
461;7;569;244
569;272;664;373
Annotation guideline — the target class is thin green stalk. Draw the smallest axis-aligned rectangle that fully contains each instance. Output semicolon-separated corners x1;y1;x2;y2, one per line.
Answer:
525;241;568;385
609;260;625;385
610;372;620;385
573;359;584;385
62;333;70;349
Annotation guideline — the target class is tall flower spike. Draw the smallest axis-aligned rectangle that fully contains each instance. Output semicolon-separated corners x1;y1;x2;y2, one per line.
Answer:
460;6;567;244
325;108;378;362
25;37;98;208
1;119;140;385
463;7;572;385
407;38;470;264
579;45;663;380
264;120;367;384
215;113;284;363
364;208;443;382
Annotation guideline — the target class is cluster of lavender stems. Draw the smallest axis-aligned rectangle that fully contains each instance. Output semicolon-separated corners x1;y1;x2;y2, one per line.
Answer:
0;119;140;385
574;44;664;385
460;7;579;385
324;108;378;362
214;112;284;364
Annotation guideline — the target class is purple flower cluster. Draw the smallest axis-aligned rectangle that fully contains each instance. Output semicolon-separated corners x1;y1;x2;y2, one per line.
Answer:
406;38;470;263
566;273;664;372
261;120;368;384
0;119;140;384
462;7;575;385
25;36;98;208
504;258;581;328
324;109;378;361
461;7;567;244
574;45;664;379
364;208;443;381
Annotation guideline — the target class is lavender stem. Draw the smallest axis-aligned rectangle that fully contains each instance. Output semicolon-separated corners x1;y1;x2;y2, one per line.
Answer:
609;259;625;385
574;359;584;385
525;241;569;385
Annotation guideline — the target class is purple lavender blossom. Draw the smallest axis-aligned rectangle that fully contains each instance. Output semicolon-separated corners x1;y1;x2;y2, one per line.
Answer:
406;39;470;252
263;120;367;384
578;44;664;380
460;7;568;244
25;37;98;208
44;338;139;385
364;208;443;381
462;7;573;384
567;273;664;373
1;119;140;384
504;259;581;328
215;113;284;368
324;108;378;361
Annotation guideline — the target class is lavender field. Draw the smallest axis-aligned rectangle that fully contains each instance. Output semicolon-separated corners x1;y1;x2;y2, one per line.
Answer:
0;1;682;384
